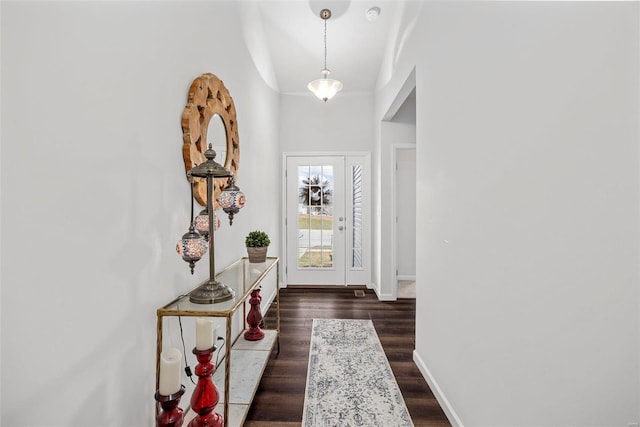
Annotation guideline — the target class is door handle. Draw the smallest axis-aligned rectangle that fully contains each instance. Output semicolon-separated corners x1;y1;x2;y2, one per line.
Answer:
338;226;344;231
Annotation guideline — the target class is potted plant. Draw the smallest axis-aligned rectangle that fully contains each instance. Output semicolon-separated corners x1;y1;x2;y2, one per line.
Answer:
245;230;270;263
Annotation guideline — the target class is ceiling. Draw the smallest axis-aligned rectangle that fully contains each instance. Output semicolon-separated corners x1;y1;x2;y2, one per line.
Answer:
253;0;403;96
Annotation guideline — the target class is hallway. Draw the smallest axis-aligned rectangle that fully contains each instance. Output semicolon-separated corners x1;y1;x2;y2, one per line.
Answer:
245;287;450;426
2;2;638;425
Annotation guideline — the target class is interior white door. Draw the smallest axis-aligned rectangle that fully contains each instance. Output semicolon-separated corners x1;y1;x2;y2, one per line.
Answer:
286;156;345;285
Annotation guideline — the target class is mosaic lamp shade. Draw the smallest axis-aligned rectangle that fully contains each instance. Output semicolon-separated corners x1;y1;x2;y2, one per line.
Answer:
176;226;208;275
216;178;245;226
194;208;221;239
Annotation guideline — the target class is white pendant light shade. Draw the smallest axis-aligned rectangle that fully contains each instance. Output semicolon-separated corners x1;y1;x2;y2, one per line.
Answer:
307;69;343;102
308;9;342;102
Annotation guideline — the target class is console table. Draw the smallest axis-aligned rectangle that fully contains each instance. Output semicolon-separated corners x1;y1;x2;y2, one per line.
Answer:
156;256;280;427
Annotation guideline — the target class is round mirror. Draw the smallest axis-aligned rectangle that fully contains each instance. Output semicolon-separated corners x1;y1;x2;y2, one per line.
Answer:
181;73;240;206
208;114;228;169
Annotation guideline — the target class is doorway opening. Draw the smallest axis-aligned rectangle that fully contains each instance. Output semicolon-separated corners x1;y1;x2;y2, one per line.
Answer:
381;68;416;300
393;144;416;299
283;153;371;287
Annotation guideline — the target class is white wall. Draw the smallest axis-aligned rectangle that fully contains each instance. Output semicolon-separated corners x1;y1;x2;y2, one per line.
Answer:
395;147;416;278
376;2;640;425
0;2;280;426
279;92;374;287
279;93;374;153
391;95;416;279
373;0;422;299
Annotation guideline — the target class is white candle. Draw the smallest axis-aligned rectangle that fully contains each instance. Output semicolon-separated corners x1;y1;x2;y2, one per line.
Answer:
158;348;182;396
196;317;214;350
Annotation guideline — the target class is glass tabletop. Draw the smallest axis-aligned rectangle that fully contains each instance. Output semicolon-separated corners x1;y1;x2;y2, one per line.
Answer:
158;257;278;316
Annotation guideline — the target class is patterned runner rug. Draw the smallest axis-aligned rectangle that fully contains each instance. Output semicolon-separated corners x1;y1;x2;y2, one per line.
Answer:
302;319;414;427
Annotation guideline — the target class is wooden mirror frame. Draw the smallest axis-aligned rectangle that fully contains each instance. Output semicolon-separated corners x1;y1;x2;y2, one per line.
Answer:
181;73;240;206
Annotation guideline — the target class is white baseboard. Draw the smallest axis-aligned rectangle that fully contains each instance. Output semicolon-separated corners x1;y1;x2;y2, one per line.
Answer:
371;281;379;295
397;275;416;281
413;350;464;427
371;282;396;301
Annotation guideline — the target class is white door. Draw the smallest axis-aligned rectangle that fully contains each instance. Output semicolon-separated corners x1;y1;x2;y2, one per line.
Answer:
285;155;370;286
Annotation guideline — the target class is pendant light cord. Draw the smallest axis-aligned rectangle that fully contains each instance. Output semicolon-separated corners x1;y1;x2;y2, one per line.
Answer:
189;180;195;226
323;18;327;71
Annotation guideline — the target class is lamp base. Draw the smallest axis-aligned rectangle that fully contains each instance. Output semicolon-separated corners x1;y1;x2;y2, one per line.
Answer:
189;280;235;304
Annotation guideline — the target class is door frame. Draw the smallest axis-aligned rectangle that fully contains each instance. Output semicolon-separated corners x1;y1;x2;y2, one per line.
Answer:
281;151;371;288
390;144;417;299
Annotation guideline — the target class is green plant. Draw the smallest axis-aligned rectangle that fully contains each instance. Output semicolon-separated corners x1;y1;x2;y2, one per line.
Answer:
245;230;270;248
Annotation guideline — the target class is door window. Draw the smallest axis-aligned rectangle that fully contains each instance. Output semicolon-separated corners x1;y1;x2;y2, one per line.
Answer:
297;165;334;269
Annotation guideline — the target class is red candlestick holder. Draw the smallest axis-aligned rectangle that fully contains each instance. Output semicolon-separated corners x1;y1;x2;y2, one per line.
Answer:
244;287;265;341
155;385;186;427
188;347;223;427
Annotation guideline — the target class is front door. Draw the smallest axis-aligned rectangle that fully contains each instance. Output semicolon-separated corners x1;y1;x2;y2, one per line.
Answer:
285;155;370;286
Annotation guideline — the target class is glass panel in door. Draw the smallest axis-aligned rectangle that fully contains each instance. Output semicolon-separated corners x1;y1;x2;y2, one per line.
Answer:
297;165;333;268
287;156;345;285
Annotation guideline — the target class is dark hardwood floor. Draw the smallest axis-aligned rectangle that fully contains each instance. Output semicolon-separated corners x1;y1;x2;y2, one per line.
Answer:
244;287;451;427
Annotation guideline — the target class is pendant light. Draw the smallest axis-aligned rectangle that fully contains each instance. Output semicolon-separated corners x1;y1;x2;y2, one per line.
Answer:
307;9;343;102
216;177;245;226
176;180;208;274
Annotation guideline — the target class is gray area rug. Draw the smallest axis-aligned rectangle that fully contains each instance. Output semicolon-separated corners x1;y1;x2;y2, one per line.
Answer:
302;319;414;427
